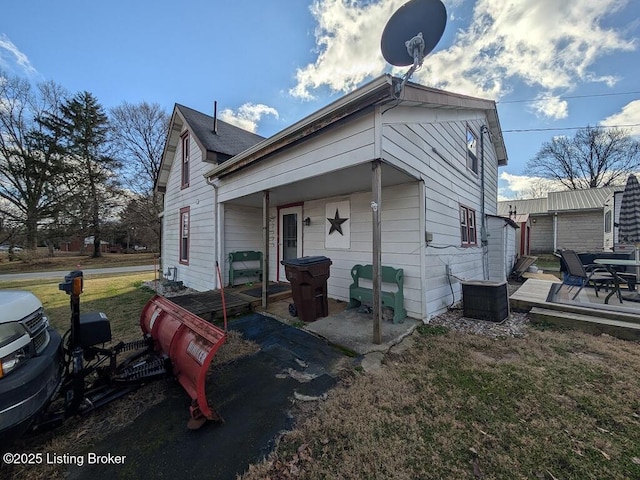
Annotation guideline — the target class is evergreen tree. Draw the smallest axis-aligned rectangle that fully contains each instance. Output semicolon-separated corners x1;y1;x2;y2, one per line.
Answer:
52;91;121;257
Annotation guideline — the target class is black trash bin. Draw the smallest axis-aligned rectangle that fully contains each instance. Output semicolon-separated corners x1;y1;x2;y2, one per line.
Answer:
281;256;332;322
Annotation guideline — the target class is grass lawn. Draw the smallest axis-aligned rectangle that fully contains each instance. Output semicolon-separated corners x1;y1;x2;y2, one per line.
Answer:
0;251;157;274
0;272;157;340
534;253;561;272
242;324;640;480
4;272;640;479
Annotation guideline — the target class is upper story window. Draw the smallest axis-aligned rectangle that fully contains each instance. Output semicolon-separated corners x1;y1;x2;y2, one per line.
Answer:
460;205;477;246
466;127;478;174
181;132;190;188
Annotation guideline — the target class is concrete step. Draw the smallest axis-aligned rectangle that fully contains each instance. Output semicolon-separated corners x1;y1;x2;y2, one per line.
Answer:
530;307;640;341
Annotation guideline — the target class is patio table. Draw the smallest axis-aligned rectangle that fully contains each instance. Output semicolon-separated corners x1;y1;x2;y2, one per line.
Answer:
593;258;639;303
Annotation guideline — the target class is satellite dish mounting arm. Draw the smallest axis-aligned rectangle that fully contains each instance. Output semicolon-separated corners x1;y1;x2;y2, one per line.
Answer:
396;32;426;95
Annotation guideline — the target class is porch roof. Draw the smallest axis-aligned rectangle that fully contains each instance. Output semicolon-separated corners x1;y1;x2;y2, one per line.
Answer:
204;74;508;182
221;161;417;208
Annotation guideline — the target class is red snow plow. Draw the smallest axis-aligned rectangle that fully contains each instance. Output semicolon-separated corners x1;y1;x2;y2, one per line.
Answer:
140;295;227;428
13;270;227;441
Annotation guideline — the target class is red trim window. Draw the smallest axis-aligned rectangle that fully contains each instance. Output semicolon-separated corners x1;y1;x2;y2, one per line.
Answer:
181;132;190;188
460;205;477;246
180;206;190;264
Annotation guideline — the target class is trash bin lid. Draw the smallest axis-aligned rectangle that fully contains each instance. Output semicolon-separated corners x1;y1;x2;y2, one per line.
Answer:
281;256;331;266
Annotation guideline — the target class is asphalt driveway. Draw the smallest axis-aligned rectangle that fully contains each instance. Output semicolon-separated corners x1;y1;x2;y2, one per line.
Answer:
67;313;355;480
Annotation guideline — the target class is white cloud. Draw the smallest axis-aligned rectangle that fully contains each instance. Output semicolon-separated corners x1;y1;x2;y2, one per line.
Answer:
600;100;640;137
530;94;568;120
0;34;36;75
219;103;279;133
292;0;636;114
289;0;404;100
499;171;565;199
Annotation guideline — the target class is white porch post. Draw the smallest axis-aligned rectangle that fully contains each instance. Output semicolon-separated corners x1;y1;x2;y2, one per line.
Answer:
262;190;270;308
372;159;382;344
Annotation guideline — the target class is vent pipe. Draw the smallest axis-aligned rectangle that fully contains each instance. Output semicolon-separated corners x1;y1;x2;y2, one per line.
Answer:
213;101;218;134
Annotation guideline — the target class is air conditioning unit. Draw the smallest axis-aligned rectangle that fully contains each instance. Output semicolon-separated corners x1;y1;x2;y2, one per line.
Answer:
462;280;510;323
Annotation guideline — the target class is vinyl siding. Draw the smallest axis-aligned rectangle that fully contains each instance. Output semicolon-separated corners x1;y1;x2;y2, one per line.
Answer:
382;110;501;319
223;204;263;286
486;216;517;281
217;114;376;204
161;131;217;291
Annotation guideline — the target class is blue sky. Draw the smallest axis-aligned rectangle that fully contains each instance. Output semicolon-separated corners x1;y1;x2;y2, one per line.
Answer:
2;0;639;199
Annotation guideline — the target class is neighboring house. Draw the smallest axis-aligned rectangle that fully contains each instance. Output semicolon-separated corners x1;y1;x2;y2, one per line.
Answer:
155;104;264;290
59;236;109;253
498;186;617;254
158;75;509;321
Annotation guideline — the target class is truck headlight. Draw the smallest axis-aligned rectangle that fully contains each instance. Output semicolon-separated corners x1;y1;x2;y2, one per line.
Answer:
0;322;32;378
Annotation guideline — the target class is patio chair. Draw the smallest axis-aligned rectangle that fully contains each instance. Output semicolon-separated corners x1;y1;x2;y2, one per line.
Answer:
559;249;624;300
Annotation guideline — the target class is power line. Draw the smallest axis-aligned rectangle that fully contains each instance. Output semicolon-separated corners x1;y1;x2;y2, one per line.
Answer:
497;90;640;105
503;123;640;133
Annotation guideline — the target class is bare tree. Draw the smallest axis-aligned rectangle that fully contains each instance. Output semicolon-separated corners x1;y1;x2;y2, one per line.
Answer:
0;72;71;250
110;102;169;251
525;126;640;190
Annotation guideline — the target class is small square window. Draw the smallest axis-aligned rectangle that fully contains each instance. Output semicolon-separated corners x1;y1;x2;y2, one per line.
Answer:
460;205;477;246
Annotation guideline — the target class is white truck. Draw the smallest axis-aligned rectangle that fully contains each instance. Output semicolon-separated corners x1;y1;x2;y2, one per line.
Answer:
0;290;63;444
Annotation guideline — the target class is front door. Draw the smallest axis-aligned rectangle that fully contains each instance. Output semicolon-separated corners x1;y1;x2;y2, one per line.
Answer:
278;205;303;281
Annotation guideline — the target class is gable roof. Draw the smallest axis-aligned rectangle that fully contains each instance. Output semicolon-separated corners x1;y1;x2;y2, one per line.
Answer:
498;186;618;216
176;104;264;157
156;104;264;191
205;74;508;180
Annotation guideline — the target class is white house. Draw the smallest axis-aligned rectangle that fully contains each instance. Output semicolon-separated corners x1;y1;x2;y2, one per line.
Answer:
155;103;264;289
157;75;509;321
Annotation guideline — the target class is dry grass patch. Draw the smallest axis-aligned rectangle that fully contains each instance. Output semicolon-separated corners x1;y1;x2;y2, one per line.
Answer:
241;325;640;480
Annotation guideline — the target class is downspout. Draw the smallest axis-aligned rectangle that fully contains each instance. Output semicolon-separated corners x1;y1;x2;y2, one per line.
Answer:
206;177;220;289
553;212;558;252
480;125;489;280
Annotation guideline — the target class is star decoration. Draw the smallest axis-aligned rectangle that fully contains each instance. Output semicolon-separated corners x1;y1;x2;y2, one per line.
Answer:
327;208;348;236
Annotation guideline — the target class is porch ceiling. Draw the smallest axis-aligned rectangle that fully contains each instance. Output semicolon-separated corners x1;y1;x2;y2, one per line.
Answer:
223;161;417;208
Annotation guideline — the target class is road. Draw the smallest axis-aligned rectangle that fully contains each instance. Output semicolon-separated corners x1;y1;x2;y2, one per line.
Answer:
0;264;156;282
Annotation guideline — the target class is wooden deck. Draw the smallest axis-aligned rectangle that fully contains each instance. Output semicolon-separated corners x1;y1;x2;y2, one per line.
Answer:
167;282;292;321
511;279;640;340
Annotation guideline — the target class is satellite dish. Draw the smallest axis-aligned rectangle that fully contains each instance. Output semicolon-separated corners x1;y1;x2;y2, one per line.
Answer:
381;0;447;67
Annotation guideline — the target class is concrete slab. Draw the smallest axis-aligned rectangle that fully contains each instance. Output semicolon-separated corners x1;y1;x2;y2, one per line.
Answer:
303;307;422;355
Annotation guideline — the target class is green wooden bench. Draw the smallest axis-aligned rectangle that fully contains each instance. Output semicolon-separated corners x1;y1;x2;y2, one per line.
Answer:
348;264;407;324
229;251;263;286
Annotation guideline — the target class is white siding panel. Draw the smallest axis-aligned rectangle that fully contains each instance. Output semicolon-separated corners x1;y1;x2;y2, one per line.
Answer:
218;115;376;203
267;183;423;319
161;131;217;292
223;204;263;286
382;111;503;319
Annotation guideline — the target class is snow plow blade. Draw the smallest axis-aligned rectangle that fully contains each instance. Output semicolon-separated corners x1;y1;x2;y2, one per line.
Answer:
140;295;227;428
